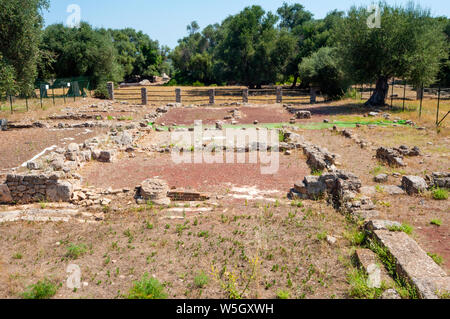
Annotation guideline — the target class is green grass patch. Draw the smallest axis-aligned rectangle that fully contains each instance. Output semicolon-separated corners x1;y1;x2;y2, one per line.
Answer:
193;271;209;288
430;219;442;226
347;268;386;299
427;252;443;265
431;188;448;200
276;289;290;299
22;279;58;299
127;274;167;299
387;223;413;235
65;243;88;259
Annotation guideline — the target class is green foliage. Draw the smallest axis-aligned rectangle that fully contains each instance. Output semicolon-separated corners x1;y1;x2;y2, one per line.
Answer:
299;47;348;99
22;278;58;299
194;271;209;288
344;229;366;246
430;219;442;226
40;23;124;87
347;268;385;299
107;28;171;80
0;53;16;96
367;239;418;299
0;0;49;96
431;188;448;200
127;274;167;299
276;289;290;299
334;2;448;104
387;223;413;235
316;231;327;241
65;243;88;259
93;83;109;99
427;252;443;265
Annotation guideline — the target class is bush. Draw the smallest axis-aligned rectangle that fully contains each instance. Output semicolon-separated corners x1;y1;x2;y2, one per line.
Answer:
22;279;58;299
164;78;178;86
93;84;109;99
299;47;349;99
432;188;448;200
276;289;290;299
127;273;167;299
192;80;205;87
65;243;88;259
194;271;209;288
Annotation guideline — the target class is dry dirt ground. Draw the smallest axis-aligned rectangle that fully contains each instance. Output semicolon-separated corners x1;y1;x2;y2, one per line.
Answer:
0;95;448;299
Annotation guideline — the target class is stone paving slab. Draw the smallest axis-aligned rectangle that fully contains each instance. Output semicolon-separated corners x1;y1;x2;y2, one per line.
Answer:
373;229;448;298
354;248;394;287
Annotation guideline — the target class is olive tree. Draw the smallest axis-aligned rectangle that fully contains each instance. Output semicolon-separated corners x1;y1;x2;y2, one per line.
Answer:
334;2;448;106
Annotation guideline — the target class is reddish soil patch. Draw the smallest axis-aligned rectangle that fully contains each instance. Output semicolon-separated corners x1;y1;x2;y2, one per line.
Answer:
80;151;309;193
238;106;292;124
416;225;450;272
0;127;105;171
156;107;233;125
155;103;373;126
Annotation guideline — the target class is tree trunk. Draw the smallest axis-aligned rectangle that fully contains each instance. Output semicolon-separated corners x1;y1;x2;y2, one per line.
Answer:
291;75;298;89
365;76;389;107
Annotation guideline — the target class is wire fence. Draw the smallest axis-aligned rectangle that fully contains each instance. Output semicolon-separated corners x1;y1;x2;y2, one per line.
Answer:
354;79;450;126
0;78;92;114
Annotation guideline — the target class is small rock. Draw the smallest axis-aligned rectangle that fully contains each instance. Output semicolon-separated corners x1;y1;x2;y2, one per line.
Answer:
326;235;337;245
67;143;80;152
401;175;428;195
381;289;401;299
374;174;388;183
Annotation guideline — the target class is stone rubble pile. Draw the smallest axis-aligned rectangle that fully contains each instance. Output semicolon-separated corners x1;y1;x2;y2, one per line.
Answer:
135;178;171;206
144;103;181;122
425;172;450;189
376;145;421;167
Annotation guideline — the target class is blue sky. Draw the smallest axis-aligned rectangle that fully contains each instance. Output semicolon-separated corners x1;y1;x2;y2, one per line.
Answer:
43;0;450;48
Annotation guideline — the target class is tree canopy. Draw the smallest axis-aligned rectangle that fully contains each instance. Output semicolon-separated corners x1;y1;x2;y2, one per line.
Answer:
333;2;448;105
0;0;49;96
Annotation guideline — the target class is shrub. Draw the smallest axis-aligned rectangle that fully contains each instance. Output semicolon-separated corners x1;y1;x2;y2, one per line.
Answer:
432;188;448;200
276;289;290;299
127;274;167;299
194;271;209;288
164;78;178;86
65;243;88;259
192;80;204;87
93;84;109;99
430;219;442;226
22;279;58;299
298;47;349;100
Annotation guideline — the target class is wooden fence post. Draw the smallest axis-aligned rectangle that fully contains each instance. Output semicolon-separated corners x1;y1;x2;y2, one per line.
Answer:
107;82;114;100
436;85;441;125
243;88;248;103
141;87;147;105
209;89;215;105
276;86;282;103
419;83;424;118
310;87;317;104
175;88;182;104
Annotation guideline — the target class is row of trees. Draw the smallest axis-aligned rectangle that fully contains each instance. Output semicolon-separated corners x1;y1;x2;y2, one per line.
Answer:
38;24;171;88
0;0;171;98
171;3;450;105
1;1;449;106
